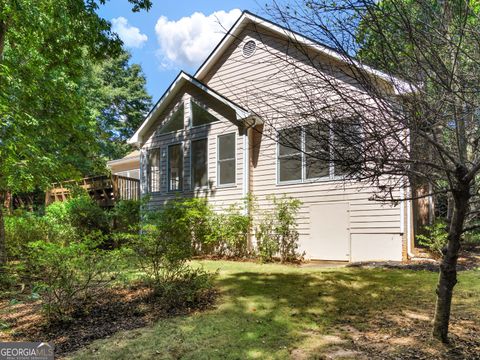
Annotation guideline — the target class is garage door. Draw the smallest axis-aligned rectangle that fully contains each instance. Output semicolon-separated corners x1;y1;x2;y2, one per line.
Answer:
307;203;350;261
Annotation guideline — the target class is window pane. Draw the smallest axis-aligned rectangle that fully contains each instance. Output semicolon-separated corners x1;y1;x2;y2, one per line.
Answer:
305;124;329;154
279;127;301;156
160;105;184;134
191;139;208;187
279;155;302;182
306;155;329;179
168;144;183;191
148;150;160;192
218;133;235;160
333;119;362;176
219;159;235;185
191;101;219;127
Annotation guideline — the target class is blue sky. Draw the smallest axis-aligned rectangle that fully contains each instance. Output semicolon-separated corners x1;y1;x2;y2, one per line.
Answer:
97;0;265;100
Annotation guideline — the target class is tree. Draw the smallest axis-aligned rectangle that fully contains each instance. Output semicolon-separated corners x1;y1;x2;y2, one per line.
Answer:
91;49;152;160
260;0;480;342
0;0;152;271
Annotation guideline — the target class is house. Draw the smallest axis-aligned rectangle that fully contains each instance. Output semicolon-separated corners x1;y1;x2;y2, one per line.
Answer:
107;150;140;179
128;11;418;262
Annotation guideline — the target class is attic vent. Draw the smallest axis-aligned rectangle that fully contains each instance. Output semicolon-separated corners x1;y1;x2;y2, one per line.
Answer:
242;40;256;57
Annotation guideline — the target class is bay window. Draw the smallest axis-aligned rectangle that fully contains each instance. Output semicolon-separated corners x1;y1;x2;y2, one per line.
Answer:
168;144;183;191
191;138;208;188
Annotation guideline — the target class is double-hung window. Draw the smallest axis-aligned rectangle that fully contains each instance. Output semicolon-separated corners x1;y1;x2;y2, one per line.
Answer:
217;133;236;186
277;119;361;183
147;149;160;192
191;138;208;188
168;144;183;191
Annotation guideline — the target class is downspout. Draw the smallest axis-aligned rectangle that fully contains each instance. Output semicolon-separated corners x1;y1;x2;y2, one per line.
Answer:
400;181;415;259
242;127;250;214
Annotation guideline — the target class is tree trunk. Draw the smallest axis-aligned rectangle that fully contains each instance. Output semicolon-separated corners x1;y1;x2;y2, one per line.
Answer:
432;184;469;343
0;201;6;272
0;18;6;60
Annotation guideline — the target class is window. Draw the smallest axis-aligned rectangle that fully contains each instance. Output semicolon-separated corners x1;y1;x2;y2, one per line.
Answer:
191;138;208;188
333;119;362;176
277;120;361;183
168;144;183;191
217;133;236;186
191;100;219;127
278;127;302;182
160;104;184;134
147;149;160;192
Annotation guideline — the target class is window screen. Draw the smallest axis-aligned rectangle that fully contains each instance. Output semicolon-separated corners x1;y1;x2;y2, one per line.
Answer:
278;127;302;182
160;104;184;134
191;138;208;188
168;144;183;191
305;124;330;179
148;149;160;192
333;119;362;176
191;100;219;127
217;133;236;185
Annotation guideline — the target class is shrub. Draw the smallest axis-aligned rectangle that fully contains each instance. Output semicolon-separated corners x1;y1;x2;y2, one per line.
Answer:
109;199;143;247
4;210;48;261
63;195;110;235
209;205;251;257
255;195;302;263
27;234;125;322
417;219;449;258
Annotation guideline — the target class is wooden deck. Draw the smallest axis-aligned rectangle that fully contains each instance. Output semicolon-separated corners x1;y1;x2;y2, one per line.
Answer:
45;175;140;207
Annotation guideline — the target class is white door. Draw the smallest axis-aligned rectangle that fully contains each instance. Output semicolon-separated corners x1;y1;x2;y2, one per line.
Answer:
307;203;350;260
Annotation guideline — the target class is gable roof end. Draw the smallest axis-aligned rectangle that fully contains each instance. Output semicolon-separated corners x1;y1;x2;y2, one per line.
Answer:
195;11;414;96
128;71;252;147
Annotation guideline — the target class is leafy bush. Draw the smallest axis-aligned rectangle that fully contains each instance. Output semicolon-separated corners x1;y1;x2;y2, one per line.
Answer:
209;204;251;257
109;199;143;247
4;210;48;260
417;219;448;258
63;195;110;235
255;195;302;263
28;234;125;322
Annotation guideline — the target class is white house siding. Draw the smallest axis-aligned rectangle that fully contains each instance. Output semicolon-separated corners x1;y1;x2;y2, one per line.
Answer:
199;23;406;261
141;83;246;211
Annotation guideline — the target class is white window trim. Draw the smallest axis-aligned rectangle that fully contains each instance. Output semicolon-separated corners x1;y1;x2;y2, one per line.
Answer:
217;132;237;188
190;137;209;190
167;142;184;192
276;125;347;186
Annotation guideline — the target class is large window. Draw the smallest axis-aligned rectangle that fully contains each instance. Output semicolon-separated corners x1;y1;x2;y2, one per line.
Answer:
217;133;236;186
160;104;184;134
191;100;219;127
191;138;208;188
168;144;183;191
277;120;361;183
147;149;160;192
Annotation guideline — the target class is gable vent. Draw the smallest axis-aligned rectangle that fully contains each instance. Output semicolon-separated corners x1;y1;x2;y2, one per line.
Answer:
242;40;256;57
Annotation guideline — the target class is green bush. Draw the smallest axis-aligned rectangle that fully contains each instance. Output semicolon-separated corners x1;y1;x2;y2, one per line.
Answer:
63;195;110;235
109;199;143;247
255;195;302;263
209;205;251;257
27;234;125;322
417;219;448;258
4;210;48;261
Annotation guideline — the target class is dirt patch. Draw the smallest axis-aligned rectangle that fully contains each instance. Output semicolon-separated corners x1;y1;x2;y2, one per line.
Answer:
349;246;480;272
0;284;216;357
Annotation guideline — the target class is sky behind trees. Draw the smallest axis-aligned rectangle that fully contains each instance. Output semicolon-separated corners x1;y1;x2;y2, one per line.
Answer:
98;0;263;99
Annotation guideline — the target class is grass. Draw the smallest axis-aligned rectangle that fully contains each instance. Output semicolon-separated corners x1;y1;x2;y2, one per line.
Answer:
68;261;480;359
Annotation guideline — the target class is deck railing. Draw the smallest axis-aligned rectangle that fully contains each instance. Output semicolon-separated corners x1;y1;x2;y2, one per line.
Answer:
45;175;140;207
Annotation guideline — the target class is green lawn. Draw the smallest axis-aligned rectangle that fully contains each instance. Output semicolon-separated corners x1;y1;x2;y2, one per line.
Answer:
68;261;480;360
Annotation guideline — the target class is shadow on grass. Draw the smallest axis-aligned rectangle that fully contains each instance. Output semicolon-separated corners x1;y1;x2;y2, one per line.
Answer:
69;266;468;360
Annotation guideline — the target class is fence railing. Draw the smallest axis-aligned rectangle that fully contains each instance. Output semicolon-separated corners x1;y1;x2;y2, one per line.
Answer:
45;175;140;207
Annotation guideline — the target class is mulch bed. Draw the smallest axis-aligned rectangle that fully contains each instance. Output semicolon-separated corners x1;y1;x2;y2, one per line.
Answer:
0;284;217;357
348;245;480;272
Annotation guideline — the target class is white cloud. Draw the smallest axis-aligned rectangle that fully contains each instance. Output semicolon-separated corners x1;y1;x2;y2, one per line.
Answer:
154;9;242;68
111;17;148;48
